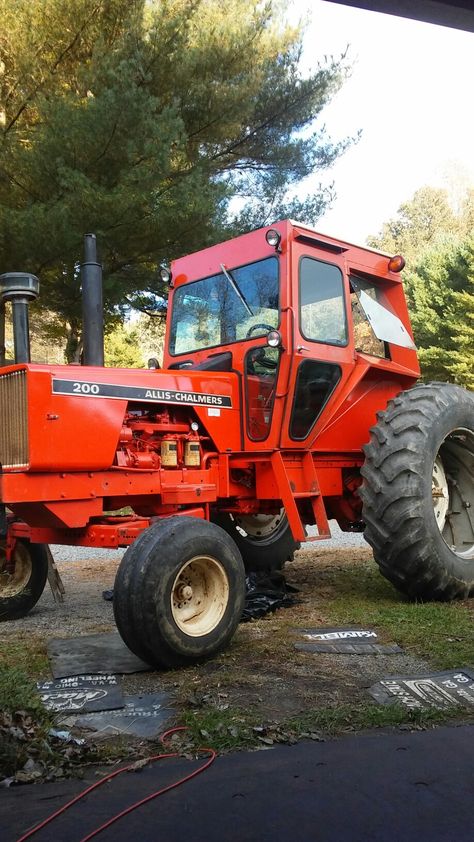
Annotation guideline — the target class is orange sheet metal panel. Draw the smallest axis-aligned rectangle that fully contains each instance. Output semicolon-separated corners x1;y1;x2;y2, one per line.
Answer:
0;466;219;504
0;363;241;473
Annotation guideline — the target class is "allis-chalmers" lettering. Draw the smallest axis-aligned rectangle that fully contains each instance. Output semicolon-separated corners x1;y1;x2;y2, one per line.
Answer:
144;390;224;405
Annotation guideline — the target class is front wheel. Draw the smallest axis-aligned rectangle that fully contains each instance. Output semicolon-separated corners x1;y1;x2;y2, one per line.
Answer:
212;509;300;572
0;540;49;620
360;383;474;601
113;517;246;668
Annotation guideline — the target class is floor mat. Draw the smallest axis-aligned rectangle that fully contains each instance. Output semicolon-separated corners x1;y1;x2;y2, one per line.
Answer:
293;625;402;654
37;674;124;713
369;668;474;709
47;632;151;678
73;692;174;738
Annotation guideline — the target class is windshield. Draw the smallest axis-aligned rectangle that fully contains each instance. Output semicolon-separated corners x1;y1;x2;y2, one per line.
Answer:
169;257;279;355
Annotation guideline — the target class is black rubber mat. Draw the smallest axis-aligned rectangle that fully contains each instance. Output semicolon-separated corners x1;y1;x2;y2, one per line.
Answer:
370;669;474;709
37;674;124;713
73;692;174;738
293;625;402;654
47;632;150;678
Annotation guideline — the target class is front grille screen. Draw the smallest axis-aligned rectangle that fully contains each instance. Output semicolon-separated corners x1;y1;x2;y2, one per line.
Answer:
0;369;29;468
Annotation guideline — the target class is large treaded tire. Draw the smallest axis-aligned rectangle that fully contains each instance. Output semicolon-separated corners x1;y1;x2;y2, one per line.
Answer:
114;517;246;669
360;382;474;601
212;510;300;572
0;541;49;620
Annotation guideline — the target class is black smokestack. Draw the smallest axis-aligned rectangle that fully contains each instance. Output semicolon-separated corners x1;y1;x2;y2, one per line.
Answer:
81;234;104;366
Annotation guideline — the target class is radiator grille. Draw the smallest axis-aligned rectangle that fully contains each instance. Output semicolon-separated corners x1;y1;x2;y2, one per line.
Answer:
0;369;29;469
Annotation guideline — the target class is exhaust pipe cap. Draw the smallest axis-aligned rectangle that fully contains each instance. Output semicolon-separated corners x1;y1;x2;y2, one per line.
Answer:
0;272;40;302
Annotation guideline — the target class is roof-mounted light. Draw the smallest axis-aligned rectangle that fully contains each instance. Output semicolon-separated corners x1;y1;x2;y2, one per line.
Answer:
388;255;405;273
265;229;281;252
159;265;173;286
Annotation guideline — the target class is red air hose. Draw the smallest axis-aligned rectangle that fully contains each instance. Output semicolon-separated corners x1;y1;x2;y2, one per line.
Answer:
16;727;216;842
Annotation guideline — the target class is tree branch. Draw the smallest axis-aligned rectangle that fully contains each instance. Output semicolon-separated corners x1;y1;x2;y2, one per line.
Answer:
3;4;102;136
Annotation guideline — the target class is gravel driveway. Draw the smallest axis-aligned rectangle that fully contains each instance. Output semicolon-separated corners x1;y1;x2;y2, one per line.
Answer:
50;521;366;562
1;522;367;645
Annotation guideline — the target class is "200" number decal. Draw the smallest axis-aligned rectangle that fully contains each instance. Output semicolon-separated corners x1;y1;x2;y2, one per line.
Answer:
73;382;100;394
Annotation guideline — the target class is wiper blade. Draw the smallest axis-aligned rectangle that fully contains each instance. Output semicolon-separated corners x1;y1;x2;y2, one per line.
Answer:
220;263;254;316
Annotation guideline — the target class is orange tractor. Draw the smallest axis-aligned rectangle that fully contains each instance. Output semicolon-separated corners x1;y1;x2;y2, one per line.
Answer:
0;220;473;667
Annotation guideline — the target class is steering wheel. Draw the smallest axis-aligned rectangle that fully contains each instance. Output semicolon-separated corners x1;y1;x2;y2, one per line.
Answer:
245;323;274;338
249;346;279;372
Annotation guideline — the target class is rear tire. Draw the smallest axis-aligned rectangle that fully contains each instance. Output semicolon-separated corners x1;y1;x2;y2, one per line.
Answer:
114;517;246;668
360;382;474;600
212;510;299;572
0;540;49;620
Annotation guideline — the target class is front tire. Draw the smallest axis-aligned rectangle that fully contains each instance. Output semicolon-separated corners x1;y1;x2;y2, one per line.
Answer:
0;540;49;620
212;510;300;572
360;383;474;601
114;517;246;668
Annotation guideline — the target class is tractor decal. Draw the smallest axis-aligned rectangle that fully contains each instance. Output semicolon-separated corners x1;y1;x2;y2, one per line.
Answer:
51;378;233;408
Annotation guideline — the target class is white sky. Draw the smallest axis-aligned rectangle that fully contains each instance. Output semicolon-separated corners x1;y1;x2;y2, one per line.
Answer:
291;1;474;243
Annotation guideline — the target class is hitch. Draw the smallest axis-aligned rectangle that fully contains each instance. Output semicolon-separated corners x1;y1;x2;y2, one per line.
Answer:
0;503;6;538
4;529;18;574
1;506;18;571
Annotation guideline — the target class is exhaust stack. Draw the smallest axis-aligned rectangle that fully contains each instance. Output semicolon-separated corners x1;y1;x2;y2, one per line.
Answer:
81;233;104;366
0;272;39;363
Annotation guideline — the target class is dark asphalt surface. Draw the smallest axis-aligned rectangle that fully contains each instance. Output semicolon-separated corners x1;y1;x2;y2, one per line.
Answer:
2;724;474;842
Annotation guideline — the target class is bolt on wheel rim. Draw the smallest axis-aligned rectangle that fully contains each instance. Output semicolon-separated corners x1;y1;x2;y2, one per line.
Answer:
171;555;229;637
433;428;474;559
432;456;449;532
0;542;32;597
234;509;285;540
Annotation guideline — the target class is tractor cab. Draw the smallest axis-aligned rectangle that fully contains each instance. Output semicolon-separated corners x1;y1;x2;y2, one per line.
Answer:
162;220;419;453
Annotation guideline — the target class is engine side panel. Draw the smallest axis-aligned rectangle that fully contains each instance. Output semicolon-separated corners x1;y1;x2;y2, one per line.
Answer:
0;364;241;472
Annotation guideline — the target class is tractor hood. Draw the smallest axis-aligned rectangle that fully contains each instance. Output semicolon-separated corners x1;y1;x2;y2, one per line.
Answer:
0;363;241;473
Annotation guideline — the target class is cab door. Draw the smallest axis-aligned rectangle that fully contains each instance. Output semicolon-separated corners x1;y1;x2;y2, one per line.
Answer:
279;236;354;450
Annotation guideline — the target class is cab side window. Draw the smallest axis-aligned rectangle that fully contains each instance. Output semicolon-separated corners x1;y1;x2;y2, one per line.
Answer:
350;276;389;359
300;258;347;346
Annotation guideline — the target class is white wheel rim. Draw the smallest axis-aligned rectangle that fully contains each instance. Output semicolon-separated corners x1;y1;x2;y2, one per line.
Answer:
171;555;229;637
0;542;32;598
432;455;449;532
234;509;285;540
434;428;474;560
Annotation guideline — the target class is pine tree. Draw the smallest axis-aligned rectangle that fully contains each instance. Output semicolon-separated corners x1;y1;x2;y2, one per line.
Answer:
405;238;474;389
367;184;474;388
0;0;351;359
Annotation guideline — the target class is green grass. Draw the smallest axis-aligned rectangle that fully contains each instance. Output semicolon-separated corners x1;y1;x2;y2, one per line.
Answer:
182;707;257;752
180;701;465;753
0;634;49;677
321;560;474;669
287;702;464;737
0;665;48;718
